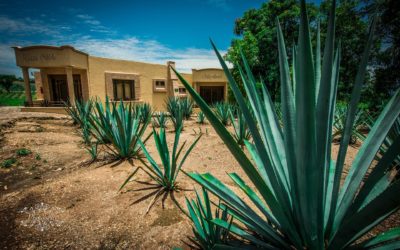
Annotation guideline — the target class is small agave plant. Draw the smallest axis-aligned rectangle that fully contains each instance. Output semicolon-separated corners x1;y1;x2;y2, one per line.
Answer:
65;99;94;145
166;97;185;130
172;0;400;248
185;187;232;249
86;142;99;163
152;111;169;128
197;111;206;124
180;97;194;120
120;125;201;212
134;103;152;124
230;109;251;147
213;102;232;126
333;104;365;144
89;98;151;160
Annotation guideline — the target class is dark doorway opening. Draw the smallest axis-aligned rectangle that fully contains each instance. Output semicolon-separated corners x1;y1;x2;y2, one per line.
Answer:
49;75;68;102
49;74;82;102
199;86;224;105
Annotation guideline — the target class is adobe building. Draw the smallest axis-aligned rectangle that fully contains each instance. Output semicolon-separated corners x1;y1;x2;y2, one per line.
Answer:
12;45;228;112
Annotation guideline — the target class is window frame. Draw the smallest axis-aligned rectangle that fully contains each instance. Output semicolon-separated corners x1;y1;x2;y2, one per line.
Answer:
178;87;187;94
113;79;135;101
153;79;167;93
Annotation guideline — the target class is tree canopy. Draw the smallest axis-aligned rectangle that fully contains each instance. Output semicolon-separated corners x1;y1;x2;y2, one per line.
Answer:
225;0;398;110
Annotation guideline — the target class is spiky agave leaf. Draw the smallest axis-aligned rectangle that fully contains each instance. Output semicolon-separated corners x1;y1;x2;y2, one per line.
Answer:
171;0;400;248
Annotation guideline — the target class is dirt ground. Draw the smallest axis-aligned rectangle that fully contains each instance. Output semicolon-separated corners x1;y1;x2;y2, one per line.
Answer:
0;107;398;249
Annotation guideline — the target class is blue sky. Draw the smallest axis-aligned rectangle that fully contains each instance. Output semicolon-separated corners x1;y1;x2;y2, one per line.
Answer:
0;0;320;76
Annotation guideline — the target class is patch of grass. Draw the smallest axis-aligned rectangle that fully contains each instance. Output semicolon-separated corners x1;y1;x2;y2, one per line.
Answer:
16;148;32;156
0;90;36;106
1;158;17;168
35;153;41;160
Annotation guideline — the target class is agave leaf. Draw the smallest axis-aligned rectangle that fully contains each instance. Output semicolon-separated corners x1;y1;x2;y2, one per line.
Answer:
327;14;376;237
211;218;278;249
359;227;400;248
295;0;318;246
351;136;400;212
334;89;400;232
329;180;400;249
228;173;279;226
186;172;288;247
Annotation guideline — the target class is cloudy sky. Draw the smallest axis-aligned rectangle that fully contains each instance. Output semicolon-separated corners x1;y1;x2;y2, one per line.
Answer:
0;0;271;76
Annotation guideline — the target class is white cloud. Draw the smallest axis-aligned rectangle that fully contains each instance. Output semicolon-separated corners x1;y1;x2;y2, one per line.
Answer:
0;16;65;38
71;37;227;72
207;0;230;11
75;14;112;35
0;14;230;76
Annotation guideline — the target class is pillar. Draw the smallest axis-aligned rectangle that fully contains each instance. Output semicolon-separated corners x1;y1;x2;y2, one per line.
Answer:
65;67;75;104
21;67;32;105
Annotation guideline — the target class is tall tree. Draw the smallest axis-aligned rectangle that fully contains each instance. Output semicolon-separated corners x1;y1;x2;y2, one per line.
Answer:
363;0;400;108
226;0;318;102
226;0;377;107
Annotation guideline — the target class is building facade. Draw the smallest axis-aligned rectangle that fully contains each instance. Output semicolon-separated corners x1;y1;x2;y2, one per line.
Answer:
13;45;228;111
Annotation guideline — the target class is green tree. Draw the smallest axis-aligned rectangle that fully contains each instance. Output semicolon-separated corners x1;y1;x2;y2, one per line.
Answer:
363;0;400;109
226;0;376;106
319;0;370;102
226;0;318;102
0;75;17;93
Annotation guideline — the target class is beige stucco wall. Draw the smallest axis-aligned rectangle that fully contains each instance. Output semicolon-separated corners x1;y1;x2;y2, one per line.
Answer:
88;56;171;111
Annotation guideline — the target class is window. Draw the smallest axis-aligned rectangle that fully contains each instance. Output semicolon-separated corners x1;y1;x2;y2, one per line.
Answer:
153;79;166;92
113;79;135;101
178;87;186;94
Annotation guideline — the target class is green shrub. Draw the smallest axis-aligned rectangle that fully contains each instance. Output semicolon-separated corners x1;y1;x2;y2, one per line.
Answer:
89;98;151;160
1;158;16;168
185;187;232;249
173;1;400;248
35;153;41;160
152;112;169;128
16;148;31;156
